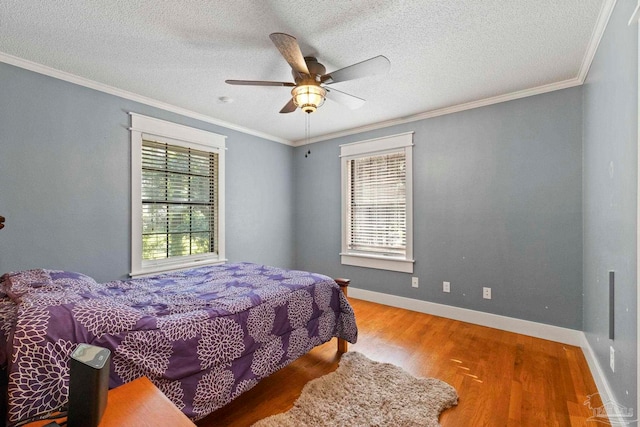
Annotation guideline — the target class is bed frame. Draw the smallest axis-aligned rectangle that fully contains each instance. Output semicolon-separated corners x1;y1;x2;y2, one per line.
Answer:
334;278;350;353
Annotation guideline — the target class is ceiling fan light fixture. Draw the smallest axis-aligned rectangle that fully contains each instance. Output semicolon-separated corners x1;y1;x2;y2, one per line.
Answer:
292;85;326;113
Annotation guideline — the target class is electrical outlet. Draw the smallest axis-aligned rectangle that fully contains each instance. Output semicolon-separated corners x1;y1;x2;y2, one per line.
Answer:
483;287;492;299
411;277;419;288
443;281;450;293
610;346;615;372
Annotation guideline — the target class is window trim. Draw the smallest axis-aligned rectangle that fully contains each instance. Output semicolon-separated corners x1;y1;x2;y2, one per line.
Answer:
340;132;414;273
129;113;226;277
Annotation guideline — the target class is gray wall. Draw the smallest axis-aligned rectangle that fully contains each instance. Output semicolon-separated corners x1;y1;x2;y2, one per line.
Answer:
583;0;638;414
0;62;295;282
294;87;584;330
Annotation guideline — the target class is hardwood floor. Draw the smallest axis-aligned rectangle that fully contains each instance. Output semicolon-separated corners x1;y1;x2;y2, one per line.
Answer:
197;298;604;427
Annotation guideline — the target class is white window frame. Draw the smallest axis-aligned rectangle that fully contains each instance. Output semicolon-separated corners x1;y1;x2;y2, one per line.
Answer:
129;113;226;277
340;132;414;273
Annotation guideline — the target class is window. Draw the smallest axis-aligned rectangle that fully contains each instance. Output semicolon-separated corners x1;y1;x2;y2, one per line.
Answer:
130;113;226;276
340;132;414;273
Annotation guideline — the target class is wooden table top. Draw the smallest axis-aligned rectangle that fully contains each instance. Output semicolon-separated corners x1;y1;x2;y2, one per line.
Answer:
26;376;196;427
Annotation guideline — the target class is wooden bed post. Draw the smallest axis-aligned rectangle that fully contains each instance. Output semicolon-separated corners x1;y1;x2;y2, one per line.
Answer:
334;278;350;353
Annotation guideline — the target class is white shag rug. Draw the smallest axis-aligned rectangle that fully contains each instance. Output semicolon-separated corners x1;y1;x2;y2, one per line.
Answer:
252;351;458;427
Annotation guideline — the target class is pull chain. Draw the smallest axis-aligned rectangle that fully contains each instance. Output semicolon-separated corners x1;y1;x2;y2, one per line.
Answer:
305;112;310;145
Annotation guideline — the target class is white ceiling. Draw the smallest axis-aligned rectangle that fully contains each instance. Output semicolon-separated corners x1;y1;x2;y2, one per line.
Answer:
0;0;611;145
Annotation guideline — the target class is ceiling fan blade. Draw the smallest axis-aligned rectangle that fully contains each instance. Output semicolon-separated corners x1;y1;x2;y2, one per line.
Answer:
324;87;366;110
279;98;297;113
321;55;390;84
269;33;310;76
226;79;295;87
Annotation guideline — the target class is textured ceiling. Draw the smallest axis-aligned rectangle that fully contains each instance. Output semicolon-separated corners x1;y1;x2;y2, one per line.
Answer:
0;0;609;144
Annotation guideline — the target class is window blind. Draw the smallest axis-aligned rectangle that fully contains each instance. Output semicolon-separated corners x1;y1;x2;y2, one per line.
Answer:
141;140;218;261
347;151;406;256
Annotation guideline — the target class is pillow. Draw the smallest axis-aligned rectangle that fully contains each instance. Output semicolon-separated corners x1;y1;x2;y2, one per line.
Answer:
0;269;98;303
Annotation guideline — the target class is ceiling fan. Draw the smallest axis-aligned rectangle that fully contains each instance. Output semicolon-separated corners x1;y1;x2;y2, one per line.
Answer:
225;33;390;114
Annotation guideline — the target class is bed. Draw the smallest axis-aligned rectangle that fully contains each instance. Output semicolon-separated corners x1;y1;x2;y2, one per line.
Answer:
0;262;358;425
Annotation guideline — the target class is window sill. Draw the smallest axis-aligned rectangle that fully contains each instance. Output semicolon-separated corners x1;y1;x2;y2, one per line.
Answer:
340;253;414;273
131;257;228;278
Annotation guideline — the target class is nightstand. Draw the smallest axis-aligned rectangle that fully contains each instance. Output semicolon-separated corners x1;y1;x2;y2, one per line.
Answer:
26;376;195;427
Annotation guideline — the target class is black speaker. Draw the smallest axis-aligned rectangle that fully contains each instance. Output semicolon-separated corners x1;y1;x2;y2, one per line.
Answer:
67;344;111;427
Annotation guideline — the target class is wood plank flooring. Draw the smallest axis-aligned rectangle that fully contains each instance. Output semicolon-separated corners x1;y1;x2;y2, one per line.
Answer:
197;298;604;427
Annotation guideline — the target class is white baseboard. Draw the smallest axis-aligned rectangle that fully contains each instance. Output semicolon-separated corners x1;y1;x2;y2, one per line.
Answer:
579;333;631;425
348;287;583;345
349;287;623;423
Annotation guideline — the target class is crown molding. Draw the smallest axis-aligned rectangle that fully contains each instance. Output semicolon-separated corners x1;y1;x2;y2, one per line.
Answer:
0;51;294;146
1;0;618;149
577;0;617;82
295;0;618;147
293;77;583;146
630;0;640;25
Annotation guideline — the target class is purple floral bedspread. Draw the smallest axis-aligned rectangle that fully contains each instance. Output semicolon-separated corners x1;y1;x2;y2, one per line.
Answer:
0;262;357;423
